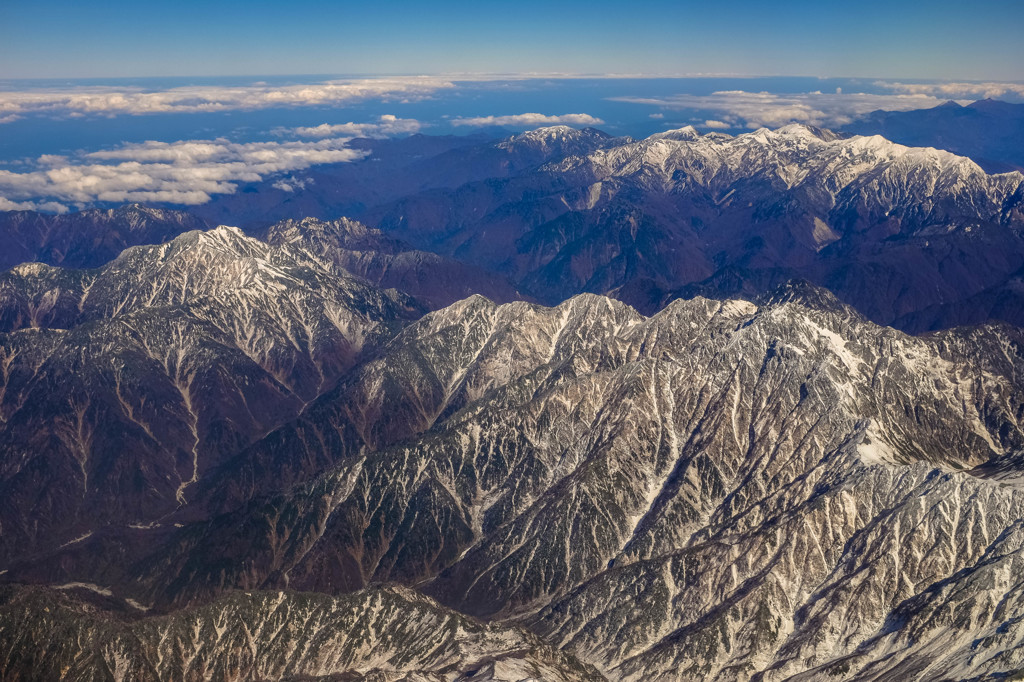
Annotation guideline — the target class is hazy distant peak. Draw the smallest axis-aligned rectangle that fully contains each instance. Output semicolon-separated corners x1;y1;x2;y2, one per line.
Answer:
499;125;613;150
647;125;701;141
772;122;842;141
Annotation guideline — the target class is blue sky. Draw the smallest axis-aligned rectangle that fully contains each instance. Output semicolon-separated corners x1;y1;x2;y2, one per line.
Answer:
2;0;1022;80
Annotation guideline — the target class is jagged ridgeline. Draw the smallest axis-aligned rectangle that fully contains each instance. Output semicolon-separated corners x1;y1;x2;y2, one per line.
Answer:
0;217;1023;679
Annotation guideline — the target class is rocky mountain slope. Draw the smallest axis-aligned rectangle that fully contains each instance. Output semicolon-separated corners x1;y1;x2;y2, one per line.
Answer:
262;216;524;309
0;225;420;564
4;268;1024;679
0;584;602;682
2;125;1024;676
0;203;208;270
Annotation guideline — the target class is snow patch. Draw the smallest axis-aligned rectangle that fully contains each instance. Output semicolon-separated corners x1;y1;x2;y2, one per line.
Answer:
719;299;758;318
55;582;113;597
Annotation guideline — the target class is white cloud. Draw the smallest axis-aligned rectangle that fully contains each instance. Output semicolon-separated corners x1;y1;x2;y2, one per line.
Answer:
875;81;1024;100
703;120;731;129
279;114;423;139
609;90;957;129
451;112;604;128
0;197;70;213
0;78;453;118
0;136;366;210
649;113;664;119
272;176;315;192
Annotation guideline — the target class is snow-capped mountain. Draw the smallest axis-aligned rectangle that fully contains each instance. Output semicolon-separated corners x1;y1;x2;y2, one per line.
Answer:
0;225;420;563
2;124;1024;680
5;264;1023;679
845;99;1024;173
263;216;524;309
362;125;1024;330
497;125;626;157
6;123;1023;332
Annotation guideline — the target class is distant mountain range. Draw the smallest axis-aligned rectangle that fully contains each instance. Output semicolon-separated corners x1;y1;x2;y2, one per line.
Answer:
0;204;208;270
4;114;1023;333
3;116;1024;679
844;99;1024;173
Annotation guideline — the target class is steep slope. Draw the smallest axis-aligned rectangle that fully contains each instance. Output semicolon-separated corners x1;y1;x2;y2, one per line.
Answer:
263;216;525;309
0;203;207;270
25;285;1021;679
0;225;420;564
0;584;603;682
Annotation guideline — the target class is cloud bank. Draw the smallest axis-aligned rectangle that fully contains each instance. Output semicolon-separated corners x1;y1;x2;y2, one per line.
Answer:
451;113;604;128
876;81;1024;100
280;114;423;138
0;136;367;212
0;78;453;118
610;90;959;129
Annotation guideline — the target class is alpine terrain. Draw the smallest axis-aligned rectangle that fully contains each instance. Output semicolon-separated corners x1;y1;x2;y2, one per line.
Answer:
0;122;1023;681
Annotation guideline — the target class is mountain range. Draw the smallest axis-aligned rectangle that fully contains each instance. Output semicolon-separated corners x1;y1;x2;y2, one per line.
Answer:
844;99;1024;174
5;113;1023;332
2;116;1024;680
0;218;1023;679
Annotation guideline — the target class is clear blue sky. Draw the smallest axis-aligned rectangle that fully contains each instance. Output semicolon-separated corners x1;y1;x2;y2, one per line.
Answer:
1;0;1022;81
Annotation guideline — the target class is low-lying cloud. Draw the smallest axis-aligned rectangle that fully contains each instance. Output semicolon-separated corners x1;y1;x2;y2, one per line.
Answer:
0;78;453;119
279;114;423;138
451;112;604;128
609;90;957;129
0;136;367;212
876;81;1024;100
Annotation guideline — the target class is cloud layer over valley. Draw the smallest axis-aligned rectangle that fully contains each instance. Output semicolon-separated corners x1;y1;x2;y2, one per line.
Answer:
0;78;453;122
451;112;605;127
611;89;965;129
0;136;369;212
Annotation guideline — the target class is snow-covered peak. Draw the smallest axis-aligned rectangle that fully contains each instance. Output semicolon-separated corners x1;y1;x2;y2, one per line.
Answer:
772;122;841;142
266;216;371;244
647;125;701;141
498;125;615;156
551;122;1024;218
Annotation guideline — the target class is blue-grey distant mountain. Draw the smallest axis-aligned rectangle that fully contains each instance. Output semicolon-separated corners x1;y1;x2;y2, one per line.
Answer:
360;125;1024;332
844;99;1024;173
9;123;1022;332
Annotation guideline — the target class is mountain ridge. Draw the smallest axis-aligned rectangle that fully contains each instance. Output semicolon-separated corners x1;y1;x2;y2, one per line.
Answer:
3;264;1021;679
